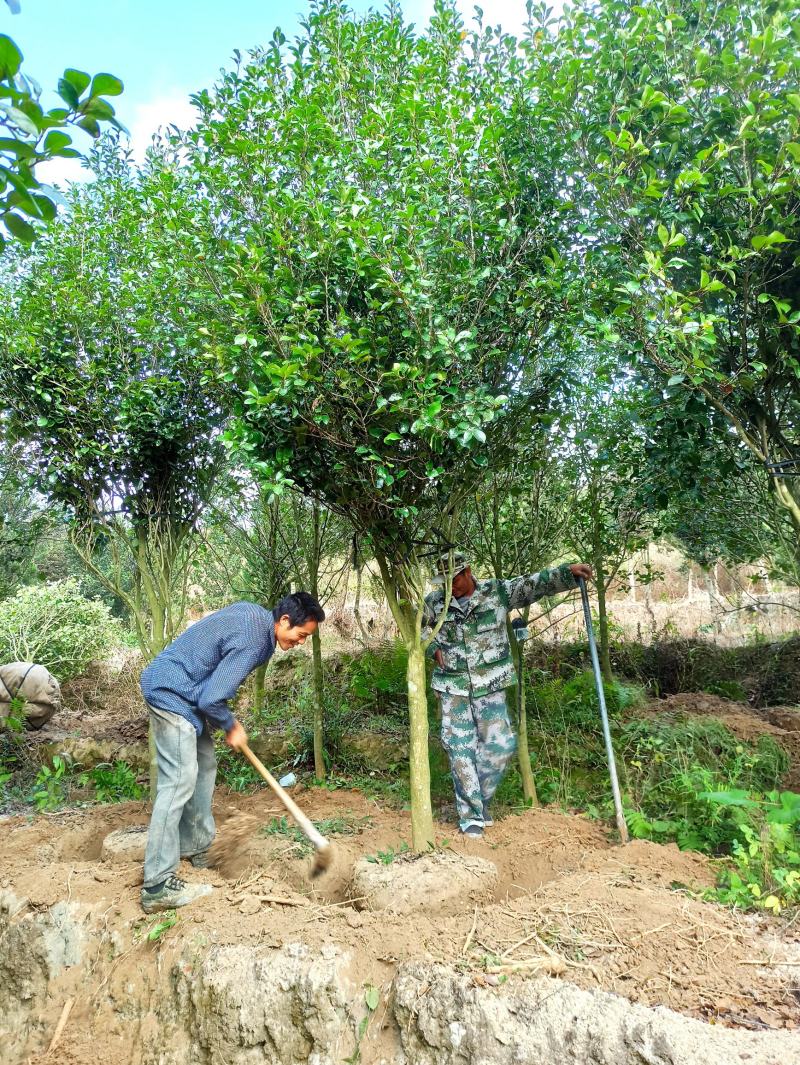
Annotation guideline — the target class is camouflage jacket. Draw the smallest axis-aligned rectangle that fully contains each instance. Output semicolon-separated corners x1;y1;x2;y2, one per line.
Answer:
422;565;578;698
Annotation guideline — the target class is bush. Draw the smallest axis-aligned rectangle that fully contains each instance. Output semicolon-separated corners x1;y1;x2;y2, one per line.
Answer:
78;761;144;803
529;671;645;732
620;717;788;852
0;578;118;681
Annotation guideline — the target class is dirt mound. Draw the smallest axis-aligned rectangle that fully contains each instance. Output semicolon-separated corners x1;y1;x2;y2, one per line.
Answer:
476;842;797;1029
350;851;498;914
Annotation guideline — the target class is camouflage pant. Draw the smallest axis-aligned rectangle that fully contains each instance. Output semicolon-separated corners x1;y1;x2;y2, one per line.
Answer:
439;690;517;831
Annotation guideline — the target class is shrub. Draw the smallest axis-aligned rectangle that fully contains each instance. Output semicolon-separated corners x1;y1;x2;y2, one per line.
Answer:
78;761;144;803
703;791;800;915
529;671;645;732
0;578;118;681
620;717;788;851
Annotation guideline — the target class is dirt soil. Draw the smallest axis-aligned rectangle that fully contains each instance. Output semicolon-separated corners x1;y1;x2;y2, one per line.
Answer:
2;782;799;1065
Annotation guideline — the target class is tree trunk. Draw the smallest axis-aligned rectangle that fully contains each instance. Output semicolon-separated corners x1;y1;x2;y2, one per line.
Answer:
311;627;325;781
509;630;537;805
589;516;613;682
374;551;435;851
405;636;435;850
251;664;267;714
596;576;613;682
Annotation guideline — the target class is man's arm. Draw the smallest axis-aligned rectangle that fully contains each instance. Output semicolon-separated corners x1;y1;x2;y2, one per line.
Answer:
504;563;592;610
196;644;267;736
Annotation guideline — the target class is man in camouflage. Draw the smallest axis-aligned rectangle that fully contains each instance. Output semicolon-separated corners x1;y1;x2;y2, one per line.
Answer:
423;552;592;837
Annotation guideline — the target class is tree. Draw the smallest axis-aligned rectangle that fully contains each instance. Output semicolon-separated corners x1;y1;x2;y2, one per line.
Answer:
0;428;48;598
0;144;226;658
560;351;655;680
206;477;296;716
640;391;800;594
1;4;124;247
535;0;800;549
189;1;570;848
278;496;351;780
459;433;571;802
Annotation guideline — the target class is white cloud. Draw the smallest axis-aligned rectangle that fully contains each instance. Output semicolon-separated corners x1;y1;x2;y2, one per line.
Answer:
125;92;199;162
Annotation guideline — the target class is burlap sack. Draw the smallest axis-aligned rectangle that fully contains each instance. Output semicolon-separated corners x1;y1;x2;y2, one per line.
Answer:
0;662;61;730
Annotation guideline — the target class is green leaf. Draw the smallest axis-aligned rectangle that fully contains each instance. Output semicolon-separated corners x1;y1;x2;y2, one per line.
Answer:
698;790;759;808
62;68;91;96
4;211;36;242
751;231;790;251
666;374;685;387
57;79;80;110
0;34;23;80
0;105;39;137
365;985;380;1011
75;116;100;138
42;130;72;154
81;98;115;121
90;73;124;98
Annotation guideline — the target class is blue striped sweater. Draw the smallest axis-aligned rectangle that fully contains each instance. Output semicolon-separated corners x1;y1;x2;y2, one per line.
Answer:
140;601;276;734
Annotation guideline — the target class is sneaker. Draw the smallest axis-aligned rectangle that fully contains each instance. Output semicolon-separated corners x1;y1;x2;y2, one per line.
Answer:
482;815;494;827
141;874;213;913
461;825;484;839
187;850;211;869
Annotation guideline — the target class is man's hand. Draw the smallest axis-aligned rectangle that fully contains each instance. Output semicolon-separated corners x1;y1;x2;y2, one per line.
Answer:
434;649;445;669
225;720;249;750
570;563;593;582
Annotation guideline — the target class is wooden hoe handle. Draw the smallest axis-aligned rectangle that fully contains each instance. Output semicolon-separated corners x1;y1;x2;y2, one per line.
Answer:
240;742;330;852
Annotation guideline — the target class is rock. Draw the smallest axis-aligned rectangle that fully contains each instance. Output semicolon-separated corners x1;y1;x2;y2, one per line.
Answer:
34;732;149;772
169;942;359;1065
339;731;409;769
392;963;799;1065
238;895;261;916
101;825;149;864
345;911;363;929
93;869;112;883
248;729;302;765
0;891;87;1061
349;852;498;915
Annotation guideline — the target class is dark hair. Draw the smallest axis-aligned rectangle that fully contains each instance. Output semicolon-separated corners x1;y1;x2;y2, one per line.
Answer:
272;591;325;626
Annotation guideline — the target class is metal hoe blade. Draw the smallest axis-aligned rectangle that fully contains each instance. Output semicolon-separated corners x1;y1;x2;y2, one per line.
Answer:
578;577;629;843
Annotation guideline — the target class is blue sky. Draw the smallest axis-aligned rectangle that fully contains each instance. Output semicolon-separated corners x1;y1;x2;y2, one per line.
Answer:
5;0;533;182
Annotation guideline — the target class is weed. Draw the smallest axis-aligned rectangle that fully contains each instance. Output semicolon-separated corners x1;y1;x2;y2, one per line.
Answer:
30;755;68;811
703;680;748;701
135;910;178;943
365;841;410;865
344;983;381;1063
703;791;800;914
216;743;264;792
78;761;144;803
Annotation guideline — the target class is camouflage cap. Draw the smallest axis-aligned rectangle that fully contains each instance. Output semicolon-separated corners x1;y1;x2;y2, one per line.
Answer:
431;550;469;586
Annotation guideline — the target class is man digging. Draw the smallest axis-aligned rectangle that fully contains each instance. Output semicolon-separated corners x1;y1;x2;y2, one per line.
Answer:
423;552;592;838
139;592;325;913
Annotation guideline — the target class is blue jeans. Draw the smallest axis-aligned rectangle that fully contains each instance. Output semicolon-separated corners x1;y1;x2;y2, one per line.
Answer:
143;706;217;888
